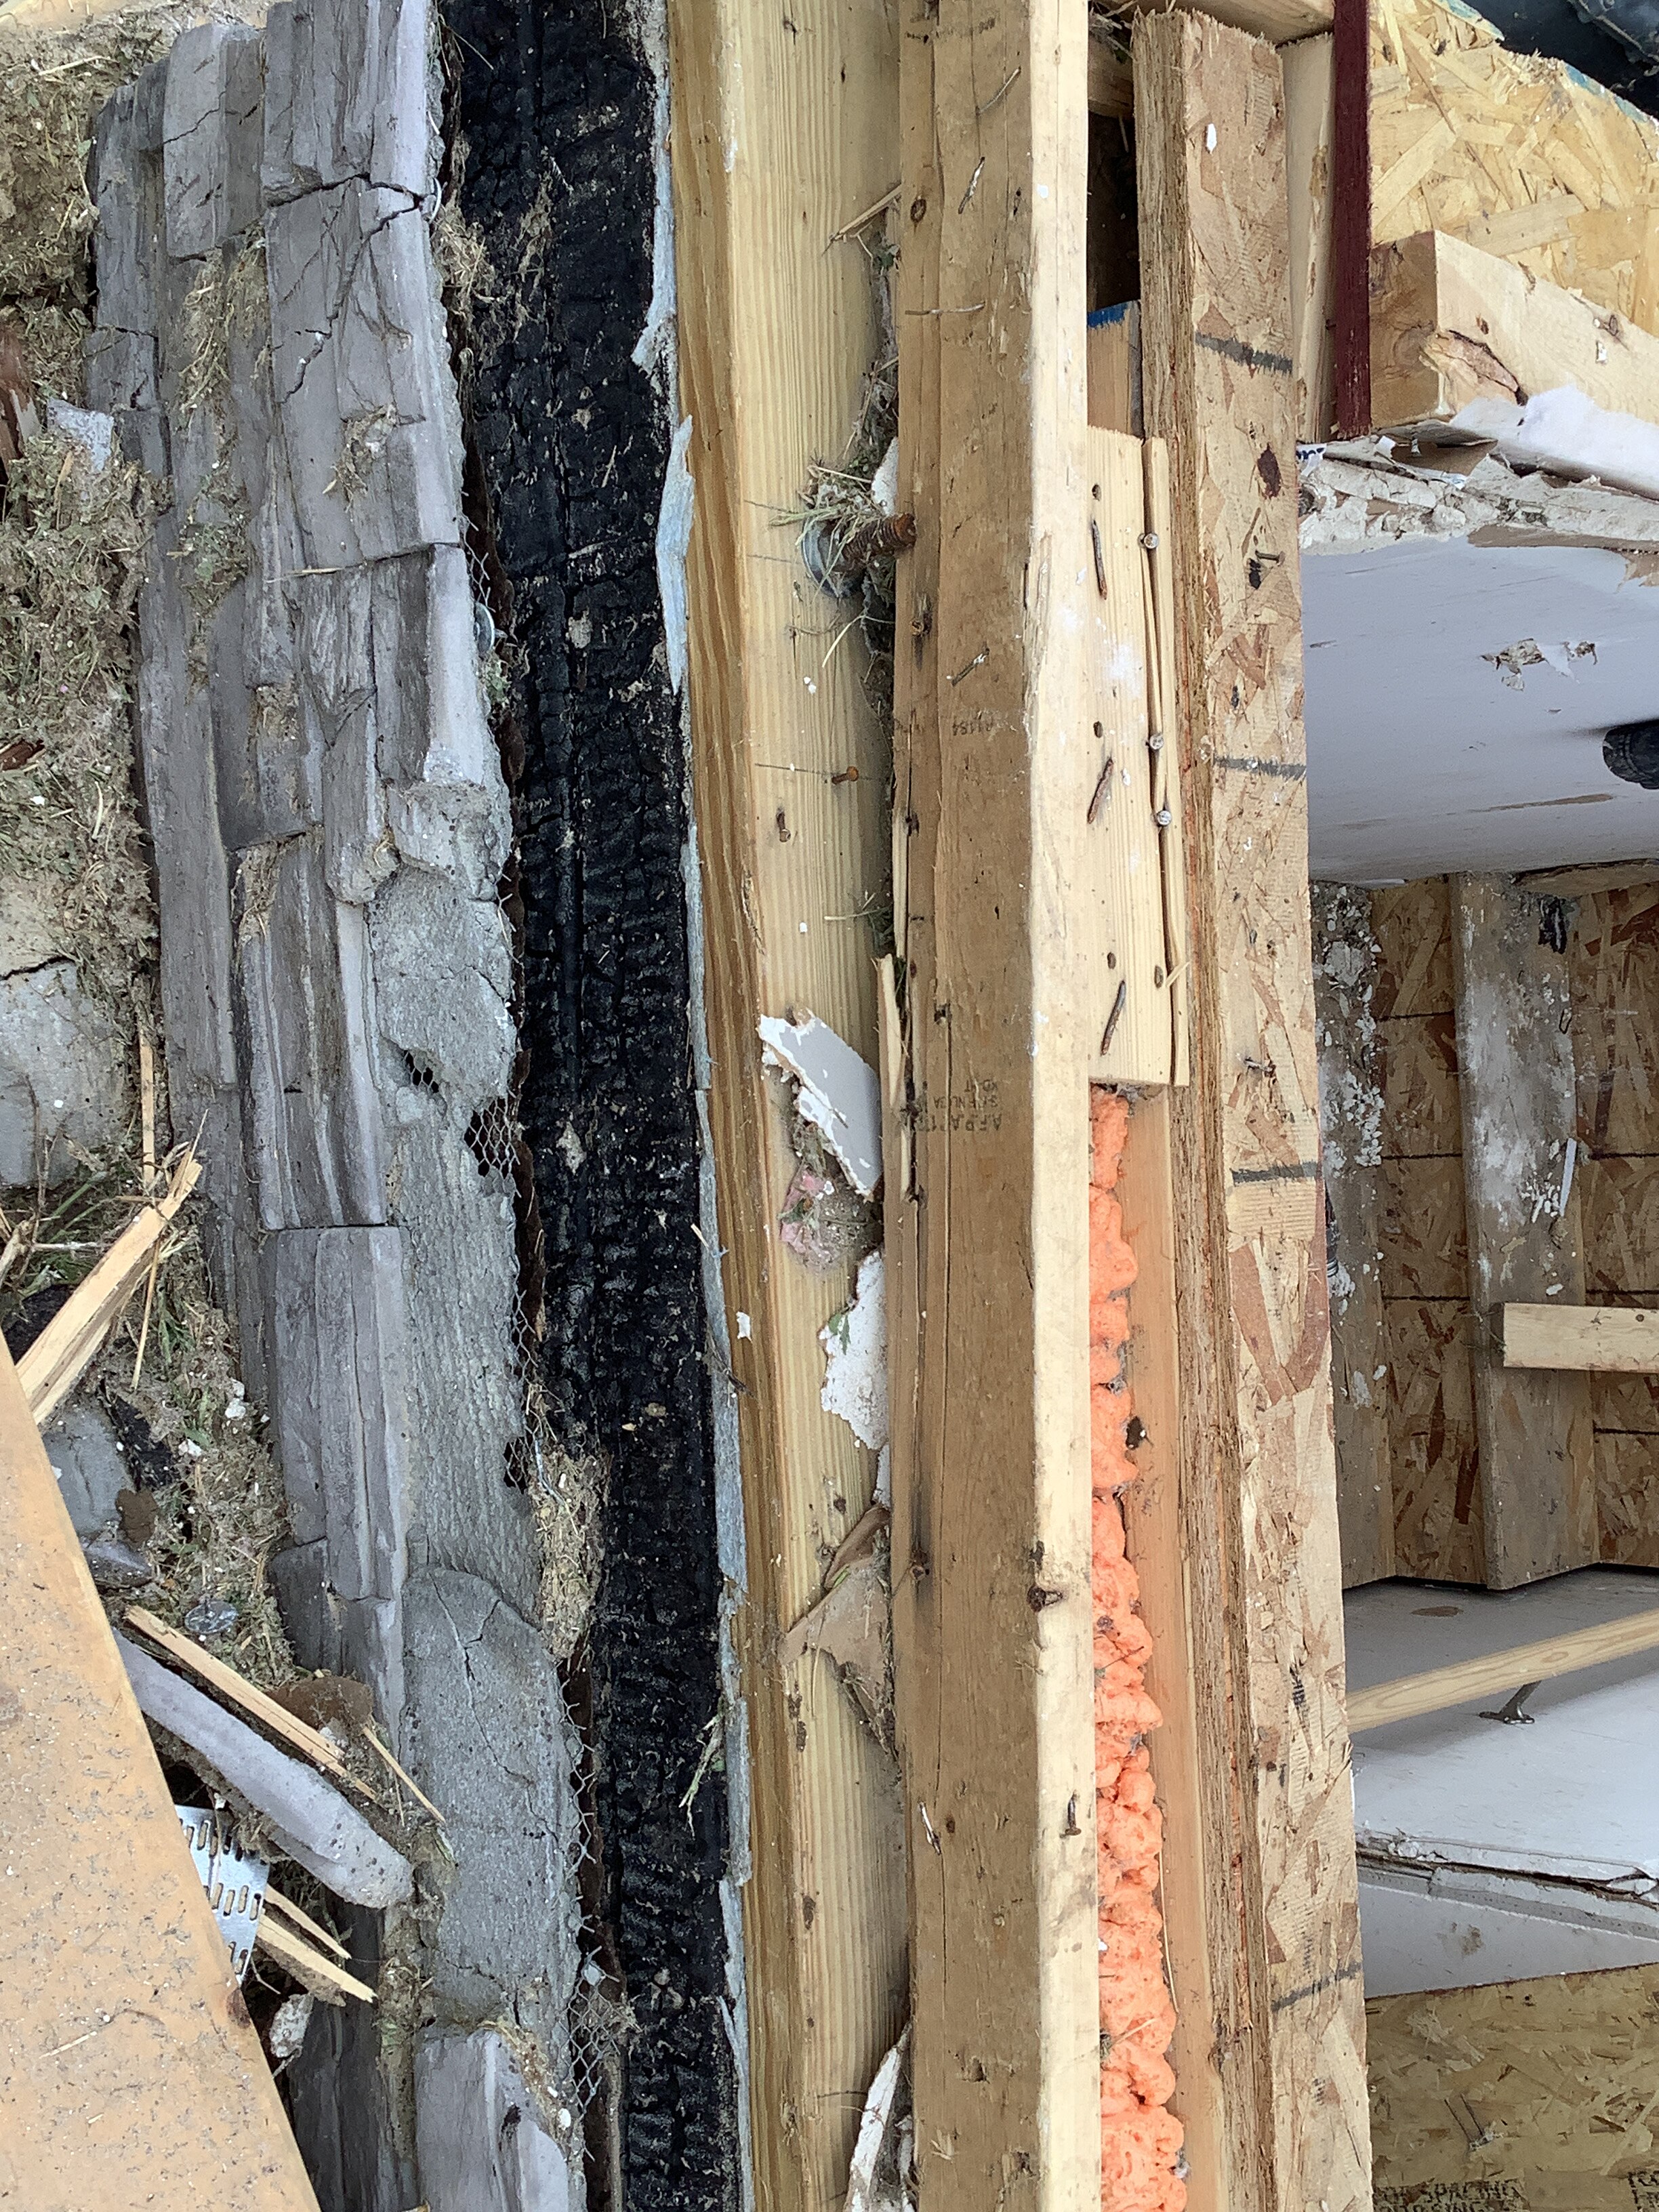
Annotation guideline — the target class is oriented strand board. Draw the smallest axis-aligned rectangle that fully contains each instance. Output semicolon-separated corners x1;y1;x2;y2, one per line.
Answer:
1380;1155;1467;1300
1371;0;1659;339
1387;1296;1483;1584
1571;886;1659;1159
1367;1964;1659;2193
1378;1012;1461;1156
1581;1155;1659;1297
1372;876;1454;1020
1593;1370;1659;1432
1598;1430;1659;1565
1137;14;1371;2207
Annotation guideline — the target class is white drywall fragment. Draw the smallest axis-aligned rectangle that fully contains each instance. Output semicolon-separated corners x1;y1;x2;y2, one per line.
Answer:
870;436;899;518
821;1250;887;1452
758;1012;882;1197
736;1310;753;1340
657;415;695;694
1453;385;1659;504
415;2028;580;2212
844;2030;910;2212
45;399;114;472
118;1633;413;1907
874;1444;891;1509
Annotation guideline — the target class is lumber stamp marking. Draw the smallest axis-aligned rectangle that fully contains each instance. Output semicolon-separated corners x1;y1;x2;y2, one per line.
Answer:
1135;13;1372;2209
890;0;1103;2200
1451;875;1596;1588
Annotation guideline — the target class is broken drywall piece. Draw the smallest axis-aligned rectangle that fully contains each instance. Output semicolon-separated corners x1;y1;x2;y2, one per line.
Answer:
844;2028;914;2212
1453;384;1659;504
759;1012;882;1197
870;436;899;518
821;1249;888;1452
657;413;695;694
118;1632;413;1908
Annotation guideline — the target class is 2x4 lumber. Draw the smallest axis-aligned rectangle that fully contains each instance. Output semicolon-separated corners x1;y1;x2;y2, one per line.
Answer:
890;0;1101;2198
1113;0;1336;43
1370;228;1659;437
0;1332;320;2210
1282;33;1335;443
1450;876;1596;1589
1506;1303;1659;1374
666;1;907;2203
1134;14;1371;2209
1346;1605;1659;1732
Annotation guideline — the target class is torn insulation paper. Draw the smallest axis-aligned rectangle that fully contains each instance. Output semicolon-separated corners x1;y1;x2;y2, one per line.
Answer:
759;1012;882;1197
821;1249;887;1452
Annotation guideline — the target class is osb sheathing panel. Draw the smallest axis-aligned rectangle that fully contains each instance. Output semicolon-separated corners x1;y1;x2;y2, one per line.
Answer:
1380;1155;1467;1300
1593;1371;1659;1432
1372;0;1659;338
1373;876;1454;1021
1597;1431;1659;1563
1581;1156;1659;1296
1367;1963;1659;2196
1386;1296;1483;1584
1378;1014;1462;1155
1573;887;1659;1161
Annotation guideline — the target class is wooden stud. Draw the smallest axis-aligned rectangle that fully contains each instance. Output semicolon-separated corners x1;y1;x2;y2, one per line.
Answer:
1086;307;1142;436
1283;33;1335;443
1505;1303;1659;1374
889;0;1102;2197
1134;14;1371;2206
666;0;908;2200
1347;1603;1659;1733
1451;875;1597;1588
0;1333;320;2208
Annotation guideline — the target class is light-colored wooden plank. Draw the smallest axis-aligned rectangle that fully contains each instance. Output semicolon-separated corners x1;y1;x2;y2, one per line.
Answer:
1086;306;1141;436
264;1885;351;1961
125;1607;359;1788
665;0;909;2196
1117;1091;1228;2212
888;0;1101;2198
1385;1296;1483;1584
1135;14;1370;2209
1505;1301;1659;1372
1313;884;1393;1586
1452;875;1596;1588
1347;1603;1659;1732
254;1913;375;2005
1119;0;1336;43
1084;426;1187;1088
1284;33;1335;442
0;1332;320;2210
1370;228;1659;436
1378;1155;1466;1300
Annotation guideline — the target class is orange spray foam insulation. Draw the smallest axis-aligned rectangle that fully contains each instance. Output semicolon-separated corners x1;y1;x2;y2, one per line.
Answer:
1089;1086;1185;2212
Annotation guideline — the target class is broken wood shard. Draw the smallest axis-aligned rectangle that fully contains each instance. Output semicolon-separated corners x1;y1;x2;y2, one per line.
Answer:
125;1605;363;1787
255;1912;376;2007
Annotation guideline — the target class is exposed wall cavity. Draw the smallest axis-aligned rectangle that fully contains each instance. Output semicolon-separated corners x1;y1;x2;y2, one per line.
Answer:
441;5;741;2209
87;7;585;2206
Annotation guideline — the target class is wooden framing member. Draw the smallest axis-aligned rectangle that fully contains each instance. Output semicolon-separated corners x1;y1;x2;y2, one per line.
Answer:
1135;11;1372;2206
1506;1304;1659;1374
888;0;1101;2196
667;3;907;2205
1347;1604;1659;1732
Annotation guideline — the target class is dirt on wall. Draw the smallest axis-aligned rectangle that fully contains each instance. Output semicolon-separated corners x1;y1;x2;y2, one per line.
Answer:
441;7;740;2209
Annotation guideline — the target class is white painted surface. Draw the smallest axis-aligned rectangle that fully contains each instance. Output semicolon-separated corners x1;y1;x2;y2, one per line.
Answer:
1359;1863;1659;1996
1303;536;1659;880
1348;1572;1659;1990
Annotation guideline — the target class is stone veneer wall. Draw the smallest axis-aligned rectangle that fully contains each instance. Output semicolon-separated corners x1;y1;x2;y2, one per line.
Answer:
87;7;584;2206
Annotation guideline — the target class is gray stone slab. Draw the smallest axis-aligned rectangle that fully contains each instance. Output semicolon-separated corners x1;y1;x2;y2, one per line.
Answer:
0;957;125;1190
403;1571;582;2020
269;1539;344;1673
371;867;513;1107
287;1941;419;2212
163;25;264;261
118;1631;413;1906
234;831;388;1229
415;2029;583;2212
91;80;159;337
265;183;462;568
289;567;397;901
261;0;433;206
43;1399;128;1538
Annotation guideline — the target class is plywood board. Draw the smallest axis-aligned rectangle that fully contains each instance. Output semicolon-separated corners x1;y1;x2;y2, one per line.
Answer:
1570;885;1659;1160
1372;876;1454;1019
1136;13;1370;2207
1378;1012;1460;1157
666;0;908;2198
1367;1964;1659;2195
1371;0;1659;339
1387;1297;1483;1586
1379;1155;1467;1300
1452;874;1596;1588
1370;228;1659;436
0;1336;319;2210
1597;1429;1659;1566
